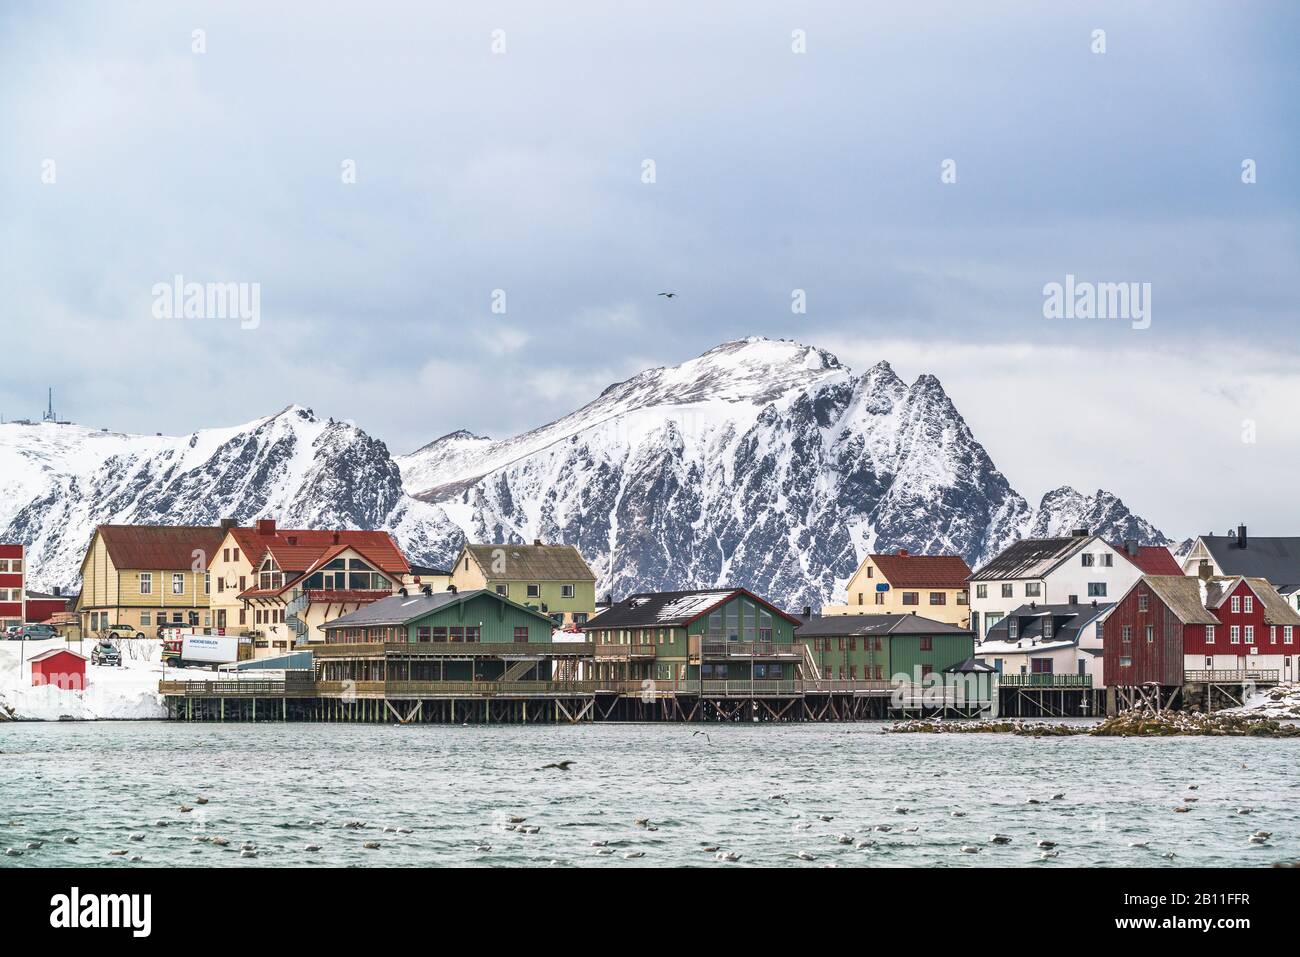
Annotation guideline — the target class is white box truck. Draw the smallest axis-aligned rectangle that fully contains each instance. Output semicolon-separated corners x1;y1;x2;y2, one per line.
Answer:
178;634;240;670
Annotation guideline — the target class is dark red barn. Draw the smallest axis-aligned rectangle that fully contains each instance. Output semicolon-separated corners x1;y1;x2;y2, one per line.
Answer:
29;649;87;691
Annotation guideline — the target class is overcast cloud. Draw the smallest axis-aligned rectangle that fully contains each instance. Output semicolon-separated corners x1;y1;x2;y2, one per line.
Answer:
2;1;1297;537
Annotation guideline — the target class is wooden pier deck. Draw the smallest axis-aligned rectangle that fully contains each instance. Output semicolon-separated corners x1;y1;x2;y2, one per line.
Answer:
159;675;994;723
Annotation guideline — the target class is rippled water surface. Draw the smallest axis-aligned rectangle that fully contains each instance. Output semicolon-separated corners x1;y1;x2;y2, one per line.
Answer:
2;722;1297;867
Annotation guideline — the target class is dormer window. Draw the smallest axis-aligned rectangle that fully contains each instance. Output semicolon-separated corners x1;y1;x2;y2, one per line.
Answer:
1009;619;1019;640
1043;617;1054;639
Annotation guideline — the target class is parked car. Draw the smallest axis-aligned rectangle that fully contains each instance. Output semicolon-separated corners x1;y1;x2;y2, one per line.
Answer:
90;640;121;666
16;623;59;640
4;625;22;641
100;623;146;641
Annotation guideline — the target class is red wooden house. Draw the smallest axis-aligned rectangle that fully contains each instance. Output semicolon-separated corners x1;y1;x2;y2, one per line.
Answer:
0;544;24;629
1106;574;1300;689
29;649;88;691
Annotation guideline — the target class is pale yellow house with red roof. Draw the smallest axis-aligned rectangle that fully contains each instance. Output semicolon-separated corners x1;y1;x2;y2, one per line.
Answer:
207;518;412;658
821;550;973;628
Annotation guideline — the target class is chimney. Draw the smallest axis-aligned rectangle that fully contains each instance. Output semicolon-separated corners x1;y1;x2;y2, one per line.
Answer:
1071;528;1089;538
1068;594;1078;605
802;605;812;618
1125;539;1137;557
1198;559;1213;581
1091;599;1097;608
257;518;276;536
220;518;237;530
332;532;340;545
533;539;543;546
1237;524;1247;549
897;548;909;558
286;535;298;546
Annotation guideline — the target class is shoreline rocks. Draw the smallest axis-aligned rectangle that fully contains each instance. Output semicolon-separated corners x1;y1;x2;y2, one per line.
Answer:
887;710;1300;738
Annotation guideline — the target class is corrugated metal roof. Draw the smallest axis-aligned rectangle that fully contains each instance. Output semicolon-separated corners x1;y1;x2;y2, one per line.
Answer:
462;544;596;582
867;553;972;588
321;588;556;630
97;524;227;572
581;588;802;629
969;536;1091;581
794;613;972;637
1200;535;1300;587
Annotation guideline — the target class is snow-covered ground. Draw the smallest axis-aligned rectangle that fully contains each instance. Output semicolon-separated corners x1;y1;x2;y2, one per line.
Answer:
1225;683;1300;719
0;638;226;721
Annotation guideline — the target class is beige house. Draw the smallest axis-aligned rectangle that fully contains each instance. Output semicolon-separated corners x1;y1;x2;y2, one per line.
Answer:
822;550;973;628
74;524;227;638
448;543;596;628
207;519;412;658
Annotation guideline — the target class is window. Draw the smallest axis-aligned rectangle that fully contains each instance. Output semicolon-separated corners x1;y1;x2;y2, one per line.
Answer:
1009;618;1019;639
1145;625;1153;643
1001;584;1013;598
1286;626;1294;645
139;573;153;595
172;573;185;595
232;548;240;562
465;626;480;642
929;592;946;605
574;613;588;625
416;626;431;642
1244;625;1254;644
1231;596;1241;613
866;566;873;578
203;572;210;595
1081;553;1095;567
857;593;864;605
957;591;968;605
141;612;152;626
433;626;448;641
1206;625;1215;644
1138;594;1149;612
223;548;230;563
217;578;225;594
976;584;988;599
514;626;529;643
1043;617;1054;639
495;584;508;596
1206;656;1213;667
1087;583;1107;597
1025;582;1041;598
1244;595;1254;614
874;592;885;605
1121;625;1132;642
919;636;933;651
561;584;575;599
1101;553;1113;567
902;592;919;605
1096;621;1104;641
1120;656;1132;667
1031;658;1053;674
1230;625;1241;644
526;584;541;598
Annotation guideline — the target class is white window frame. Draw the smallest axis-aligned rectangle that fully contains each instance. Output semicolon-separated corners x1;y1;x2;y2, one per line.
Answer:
139;572;153;595
1231;595;1241;613
172;572;185;595
1286;626;1294;645
561;584;575;599
1244;595;1254;614
1244;625;1254;644
1206;625;1215;644
1230;625;1241;644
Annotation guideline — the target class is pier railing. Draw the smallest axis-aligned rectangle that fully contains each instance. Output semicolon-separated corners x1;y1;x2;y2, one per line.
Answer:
312;679;597;698
997;673;1093;688
1184;669;1280;684
594;642;657;659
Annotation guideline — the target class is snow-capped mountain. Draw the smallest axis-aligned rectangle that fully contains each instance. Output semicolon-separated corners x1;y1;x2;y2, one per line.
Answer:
1;338;1170;607
0;407;463;591
399;338;1170;608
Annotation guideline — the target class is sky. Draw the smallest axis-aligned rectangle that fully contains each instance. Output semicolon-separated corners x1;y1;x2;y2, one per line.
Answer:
2;1;1298;539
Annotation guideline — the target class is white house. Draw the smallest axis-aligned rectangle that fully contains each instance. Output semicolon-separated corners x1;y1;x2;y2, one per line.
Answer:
974;601;1113;687
968;532;1143;640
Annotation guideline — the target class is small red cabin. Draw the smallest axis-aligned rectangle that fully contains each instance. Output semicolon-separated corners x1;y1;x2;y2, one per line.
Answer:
29;649;87;691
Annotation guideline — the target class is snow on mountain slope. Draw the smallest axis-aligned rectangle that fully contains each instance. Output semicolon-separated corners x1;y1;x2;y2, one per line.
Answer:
1;338;1170;608
0;407;464;591
399;337;1168;608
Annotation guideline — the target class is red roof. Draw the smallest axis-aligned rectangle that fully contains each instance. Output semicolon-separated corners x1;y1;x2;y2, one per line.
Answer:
1116;544;1182;576
235;528;410;599
868;553;973;588
96;525;227;572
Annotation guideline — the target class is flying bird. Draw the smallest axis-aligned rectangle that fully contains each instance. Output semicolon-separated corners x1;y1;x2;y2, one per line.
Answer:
657;292;676;298
541;760;574;771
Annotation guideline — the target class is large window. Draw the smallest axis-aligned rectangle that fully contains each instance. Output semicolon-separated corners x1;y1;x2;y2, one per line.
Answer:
1024;582;1041;597
139;573;152;595
1087;583;1107;597
561;584;575;598
902;592;919;605
514;626;529;643
1001;584;1013;598
976;584;987;599
527;584;541;598
172;573;185;595
929;592;946;605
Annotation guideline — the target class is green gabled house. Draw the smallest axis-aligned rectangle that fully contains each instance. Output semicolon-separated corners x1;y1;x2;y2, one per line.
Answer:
316;588;590;685
580;588;805;685
794;612;975;683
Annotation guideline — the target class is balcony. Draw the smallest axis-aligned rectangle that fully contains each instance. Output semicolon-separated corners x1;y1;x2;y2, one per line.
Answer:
314;679;596;698
997;673;1093;688
594;642;656;660
303;589;394;604
700;640;803;659
1184;669;1280;684
313;641;595;658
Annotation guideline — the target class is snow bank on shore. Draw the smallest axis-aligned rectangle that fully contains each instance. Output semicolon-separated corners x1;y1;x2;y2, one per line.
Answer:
0;637;173;721
1225;683;1300;719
